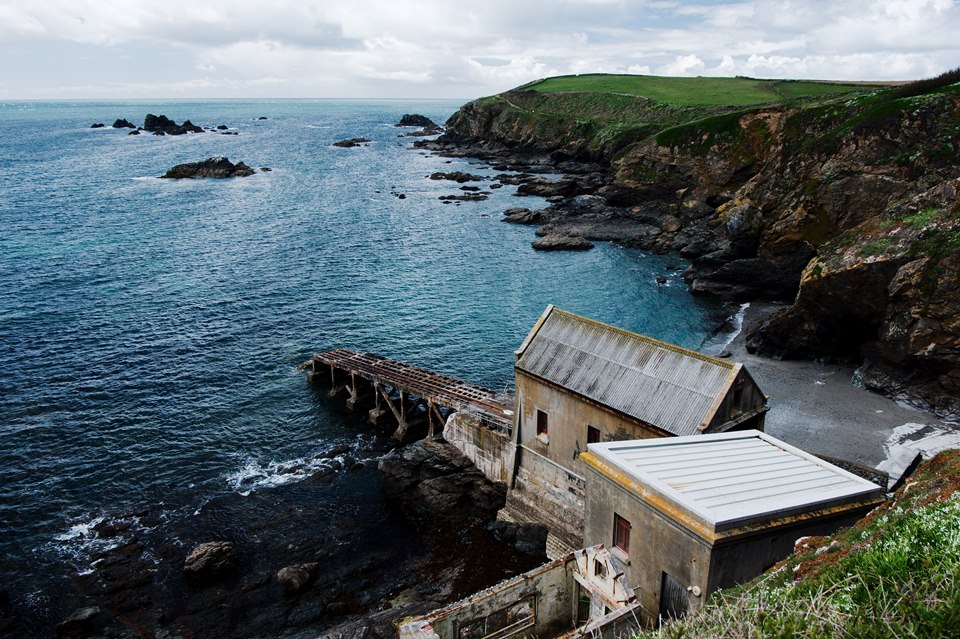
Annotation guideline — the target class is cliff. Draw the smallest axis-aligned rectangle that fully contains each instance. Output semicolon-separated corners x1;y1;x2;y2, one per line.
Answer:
424;74;960;420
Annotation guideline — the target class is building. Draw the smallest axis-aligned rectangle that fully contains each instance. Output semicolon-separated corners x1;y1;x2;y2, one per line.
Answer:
502;305;768;554
580;431;885;626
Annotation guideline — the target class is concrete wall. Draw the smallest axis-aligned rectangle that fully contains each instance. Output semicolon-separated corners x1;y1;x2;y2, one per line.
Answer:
444;412;514;486
398;556;575;639
515;371;663;478
583;467;712;626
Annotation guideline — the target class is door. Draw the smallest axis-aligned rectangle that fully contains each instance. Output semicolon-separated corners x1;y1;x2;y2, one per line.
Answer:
659;572;689;624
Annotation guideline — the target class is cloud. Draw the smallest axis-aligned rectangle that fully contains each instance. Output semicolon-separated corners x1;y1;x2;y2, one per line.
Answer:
1;0;958;98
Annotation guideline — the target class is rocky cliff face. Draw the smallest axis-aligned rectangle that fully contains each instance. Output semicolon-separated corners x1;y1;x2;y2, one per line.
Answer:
432;85;960;419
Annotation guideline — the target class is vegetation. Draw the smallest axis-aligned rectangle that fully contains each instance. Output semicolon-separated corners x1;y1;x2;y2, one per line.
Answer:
525;74;881;107
640;450;960;639
891;67;960;99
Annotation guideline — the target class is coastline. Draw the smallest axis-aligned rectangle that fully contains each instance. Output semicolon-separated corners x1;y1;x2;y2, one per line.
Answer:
726;302;953;467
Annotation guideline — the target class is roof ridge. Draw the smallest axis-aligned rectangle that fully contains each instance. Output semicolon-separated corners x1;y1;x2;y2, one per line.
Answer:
550;307;735;369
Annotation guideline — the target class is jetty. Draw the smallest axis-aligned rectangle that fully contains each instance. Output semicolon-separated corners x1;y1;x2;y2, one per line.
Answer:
305;349;514;441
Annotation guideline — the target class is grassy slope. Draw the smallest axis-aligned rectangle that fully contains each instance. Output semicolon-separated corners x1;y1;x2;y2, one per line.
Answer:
525;74;879;107
642;450;960;639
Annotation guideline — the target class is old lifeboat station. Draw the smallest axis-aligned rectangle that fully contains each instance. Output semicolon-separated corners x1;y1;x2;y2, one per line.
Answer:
306;305;885;636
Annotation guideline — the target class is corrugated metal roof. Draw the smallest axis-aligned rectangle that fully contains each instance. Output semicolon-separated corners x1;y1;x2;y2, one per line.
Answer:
515;306;737;435
586;431;884;532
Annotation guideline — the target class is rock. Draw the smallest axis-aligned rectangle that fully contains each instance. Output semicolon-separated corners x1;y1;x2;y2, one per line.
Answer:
183;541;239;585
661;215;683;233
128;129;141;135
276;562;319;596
56;606;100;638
396;114;437;128
332;138;371;148
260;167;272;172
112;119;136;129
378;440;506;522
438;193;488;202
216;124;228;130
487;521;548;555
161;157;256;179
531;233;594;251
501;207;548;225
257;116;268;120
429;171;485;183
143;114;203;135
90;123;105;128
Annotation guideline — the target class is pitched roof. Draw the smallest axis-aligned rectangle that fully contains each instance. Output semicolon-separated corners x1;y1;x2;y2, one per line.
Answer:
584;431;885;534
515;305;740;436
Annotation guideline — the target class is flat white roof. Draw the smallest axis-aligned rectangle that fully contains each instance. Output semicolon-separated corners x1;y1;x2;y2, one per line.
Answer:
586;430;884;533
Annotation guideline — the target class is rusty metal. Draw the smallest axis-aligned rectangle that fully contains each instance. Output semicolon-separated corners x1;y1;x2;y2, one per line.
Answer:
311;349;514;429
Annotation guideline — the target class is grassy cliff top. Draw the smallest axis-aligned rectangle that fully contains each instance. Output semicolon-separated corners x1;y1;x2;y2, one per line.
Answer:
523;73;892;106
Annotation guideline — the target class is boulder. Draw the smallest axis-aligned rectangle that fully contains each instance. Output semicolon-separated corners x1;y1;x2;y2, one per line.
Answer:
183;541;239;585
90;123;105;128
56;606;100;638
161;157;256;179
216;124;228;130
501;207;548;225
276;562;319;595
396;114;437;128
112;119;136;129
531;233;594;251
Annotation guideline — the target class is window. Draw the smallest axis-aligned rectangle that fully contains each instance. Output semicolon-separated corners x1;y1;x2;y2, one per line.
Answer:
594;558;607;578
536;410;548;437
587;425;601;444
613;513;631;553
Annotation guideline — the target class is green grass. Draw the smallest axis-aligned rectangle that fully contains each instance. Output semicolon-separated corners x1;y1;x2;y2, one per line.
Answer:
640;450;960;639
525;74;881;107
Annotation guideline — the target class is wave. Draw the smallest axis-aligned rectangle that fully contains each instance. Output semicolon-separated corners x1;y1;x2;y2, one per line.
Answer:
50;509;165;574
699;302;749;356
224;435;382;496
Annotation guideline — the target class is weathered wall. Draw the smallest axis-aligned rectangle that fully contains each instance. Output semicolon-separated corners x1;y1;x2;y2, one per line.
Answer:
707;368;767;432
398;556;575;639
516;371;663;478
444;412;514;485
561;602;644;639
582;466;712;626
502;449;585;553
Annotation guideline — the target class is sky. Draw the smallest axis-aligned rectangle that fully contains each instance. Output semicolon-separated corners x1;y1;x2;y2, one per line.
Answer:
0;0;957;99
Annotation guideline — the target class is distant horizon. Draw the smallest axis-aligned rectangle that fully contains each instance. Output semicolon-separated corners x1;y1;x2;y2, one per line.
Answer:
2;0;954;101
2;72;915;103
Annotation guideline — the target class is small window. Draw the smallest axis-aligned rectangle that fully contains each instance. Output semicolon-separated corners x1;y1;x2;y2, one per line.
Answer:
613;513;631;553
594;558;607;578
587;425;601;444
536;410;548;437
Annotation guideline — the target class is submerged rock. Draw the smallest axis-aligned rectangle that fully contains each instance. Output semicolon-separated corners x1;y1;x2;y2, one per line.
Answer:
429;171;485;183
161;157;256;179
532;233;594;251
90;123;105;129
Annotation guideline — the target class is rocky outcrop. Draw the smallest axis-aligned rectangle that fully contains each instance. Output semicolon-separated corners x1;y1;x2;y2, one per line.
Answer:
429;171;485;183
397;114;437;128
183;541;239;585
333;137;371;147
426;80;960;415
143;114;203;135
532;232;594;251
112;119;136;129
378;440;506;522
161;157;256;179
90;123;105;129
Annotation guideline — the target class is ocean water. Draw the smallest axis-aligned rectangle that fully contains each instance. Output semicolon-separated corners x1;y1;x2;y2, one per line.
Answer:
0;99;728;628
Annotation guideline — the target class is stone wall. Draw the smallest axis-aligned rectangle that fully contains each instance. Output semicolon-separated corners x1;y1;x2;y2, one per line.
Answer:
443;412;514;486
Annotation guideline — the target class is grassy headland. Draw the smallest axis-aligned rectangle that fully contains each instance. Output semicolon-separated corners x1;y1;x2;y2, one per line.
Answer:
523;73;884;106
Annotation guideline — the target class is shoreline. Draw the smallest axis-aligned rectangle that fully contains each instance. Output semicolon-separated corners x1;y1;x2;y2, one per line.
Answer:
725;302;954;468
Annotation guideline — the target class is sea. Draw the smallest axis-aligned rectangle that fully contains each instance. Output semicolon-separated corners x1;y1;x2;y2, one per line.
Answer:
0;99;733;633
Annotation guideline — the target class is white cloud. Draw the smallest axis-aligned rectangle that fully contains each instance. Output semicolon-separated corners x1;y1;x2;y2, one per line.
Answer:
0;0;957;98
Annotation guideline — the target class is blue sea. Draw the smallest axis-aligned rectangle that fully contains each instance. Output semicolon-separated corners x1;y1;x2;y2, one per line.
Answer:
0;99;729;631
